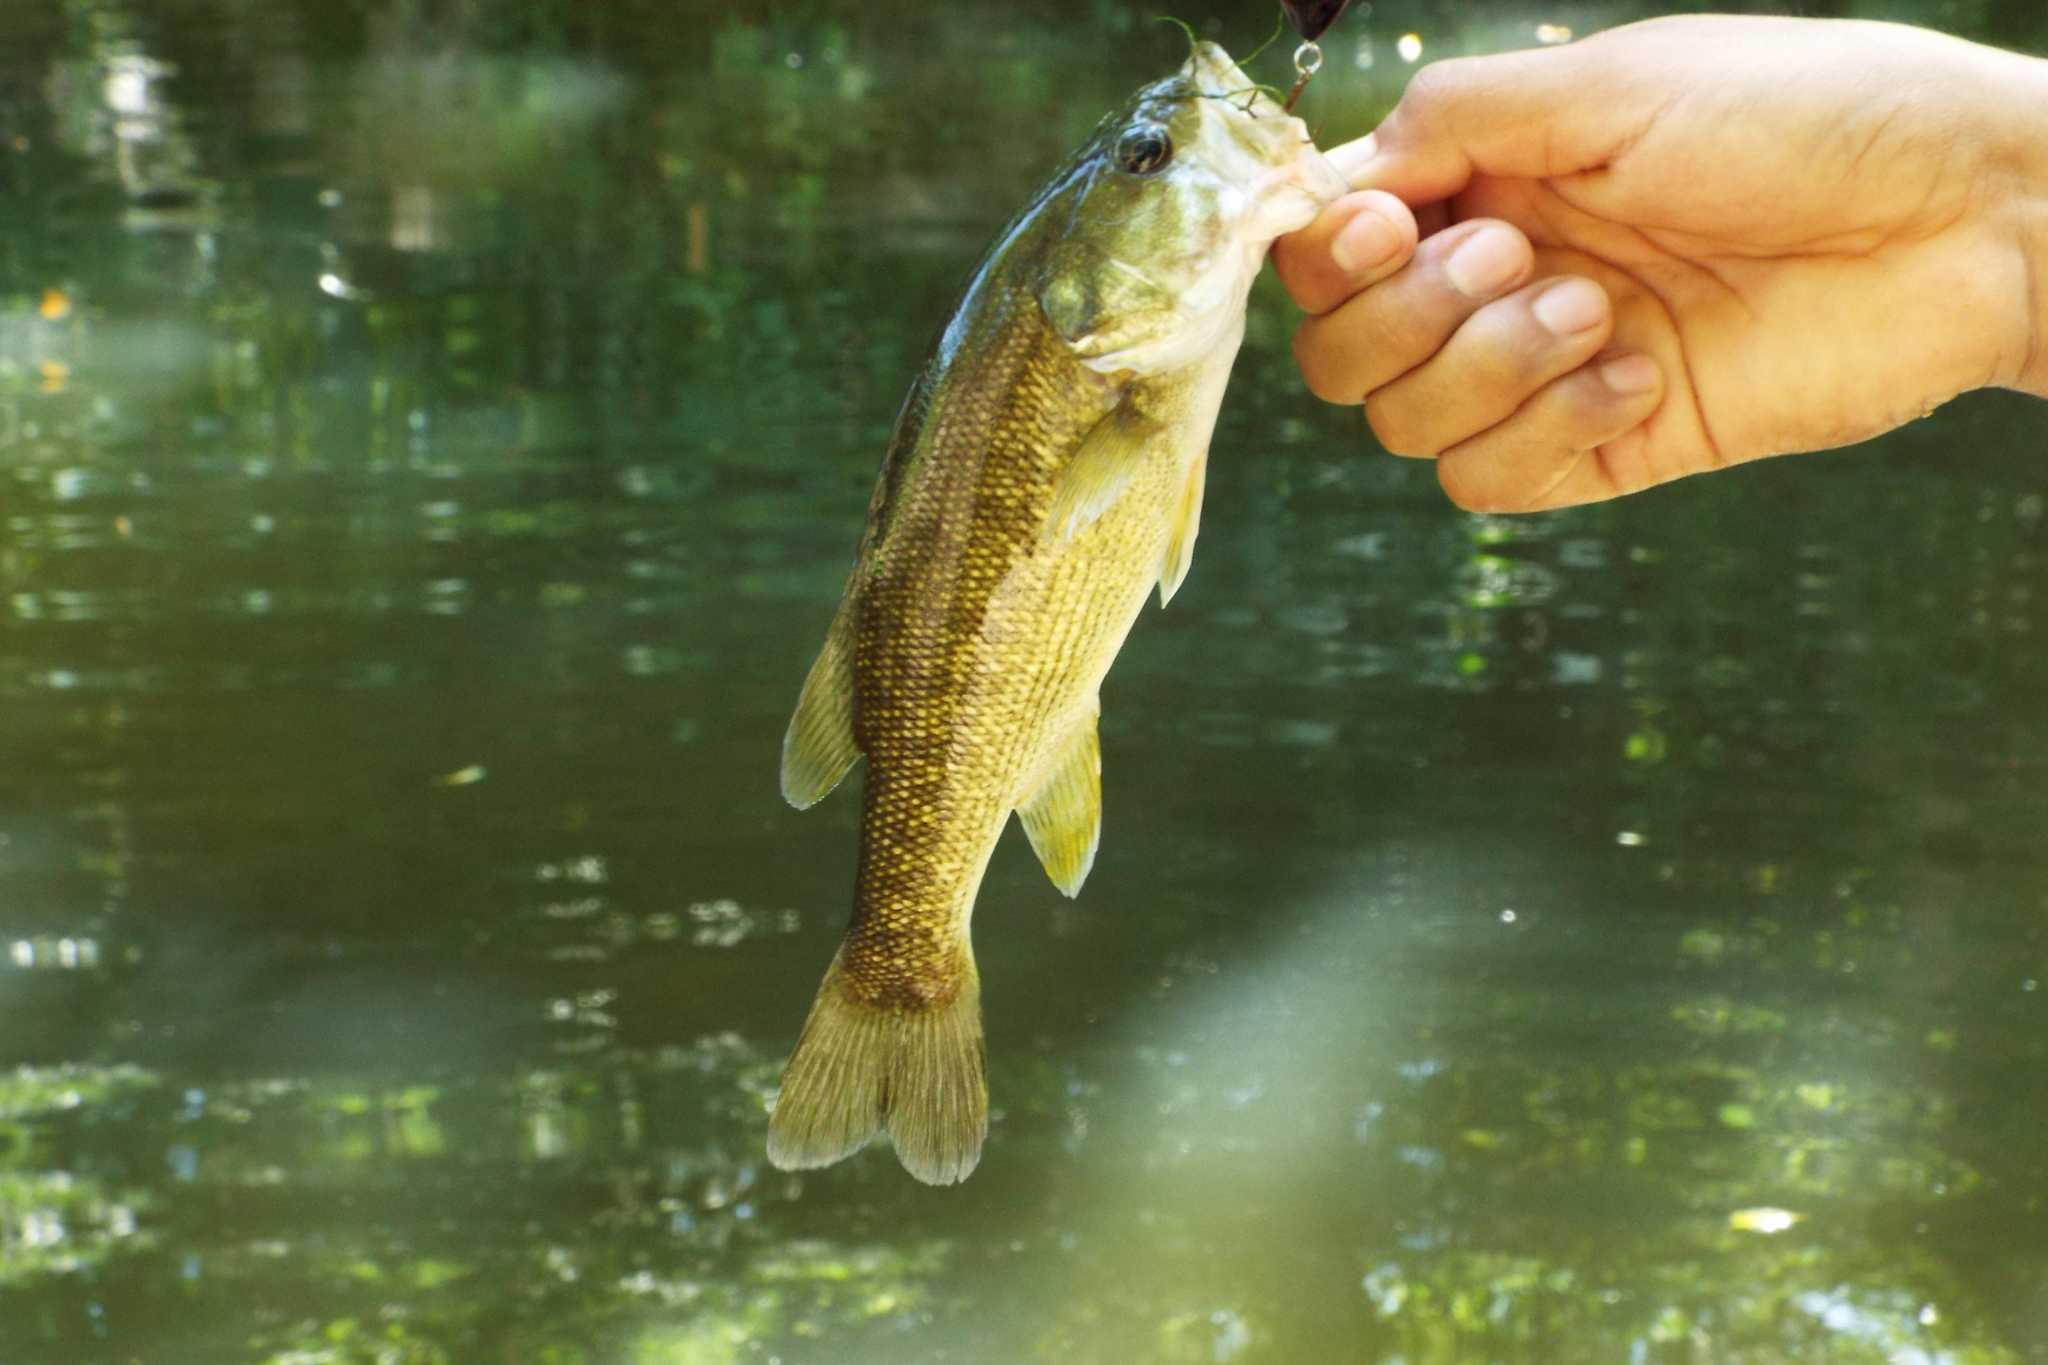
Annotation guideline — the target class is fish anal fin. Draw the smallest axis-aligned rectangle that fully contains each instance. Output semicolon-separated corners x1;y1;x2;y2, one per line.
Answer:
1158;450;1207;607
1044;403;1160;542
780;604;860;809
1017;712;1102;897
767;945;988;1186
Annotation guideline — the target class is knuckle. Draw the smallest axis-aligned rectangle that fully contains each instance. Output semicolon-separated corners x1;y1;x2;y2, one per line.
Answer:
1331;290;1452;381
1458;288;1608;391
1401;58;1472;112
1293;323;1360;405
1346;299;1421;361
1464;316;1551;389
1363;393;1434;457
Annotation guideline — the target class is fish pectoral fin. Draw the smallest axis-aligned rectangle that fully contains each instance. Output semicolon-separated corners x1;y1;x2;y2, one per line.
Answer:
1043;402;1159;542
780;601;860;809
1158;450;1207;607
1017;712;1102;897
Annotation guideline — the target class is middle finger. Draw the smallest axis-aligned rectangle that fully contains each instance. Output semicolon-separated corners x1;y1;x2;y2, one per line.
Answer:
1293;219;1534;405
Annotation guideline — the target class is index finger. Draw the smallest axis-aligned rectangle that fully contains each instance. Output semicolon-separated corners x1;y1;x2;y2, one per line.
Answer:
1271;188;1419;315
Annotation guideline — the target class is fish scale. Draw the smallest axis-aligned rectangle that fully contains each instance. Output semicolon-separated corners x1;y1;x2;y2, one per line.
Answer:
768;41;1348;1184
845;296;1113;1007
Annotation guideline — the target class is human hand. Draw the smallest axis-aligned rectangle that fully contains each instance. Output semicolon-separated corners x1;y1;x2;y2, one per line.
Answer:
1275;15;2048;510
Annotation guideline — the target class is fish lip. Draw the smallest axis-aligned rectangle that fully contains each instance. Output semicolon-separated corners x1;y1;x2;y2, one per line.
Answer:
1254;145;1349;213
1186;40;1254;95
1240;143;1349;244
1184;42;1349;218
1294;143;1351;208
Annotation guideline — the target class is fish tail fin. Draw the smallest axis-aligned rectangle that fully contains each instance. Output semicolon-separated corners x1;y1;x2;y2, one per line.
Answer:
766;944;988;1185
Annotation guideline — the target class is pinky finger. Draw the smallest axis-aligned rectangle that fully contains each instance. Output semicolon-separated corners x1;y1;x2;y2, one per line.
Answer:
1434;353;1665;512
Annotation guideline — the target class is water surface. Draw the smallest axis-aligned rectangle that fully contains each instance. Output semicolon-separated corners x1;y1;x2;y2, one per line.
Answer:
2;2;2045;1361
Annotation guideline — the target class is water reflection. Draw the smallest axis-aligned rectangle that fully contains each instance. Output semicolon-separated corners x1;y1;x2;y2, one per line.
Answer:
1;0;2046;1361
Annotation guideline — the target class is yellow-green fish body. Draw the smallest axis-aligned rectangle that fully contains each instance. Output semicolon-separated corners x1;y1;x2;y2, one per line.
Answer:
770;42;1346;1184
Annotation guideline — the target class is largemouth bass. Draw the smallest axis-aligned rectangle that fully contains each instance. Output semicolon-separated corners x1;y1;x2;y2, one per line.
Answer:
769;41;1347;1184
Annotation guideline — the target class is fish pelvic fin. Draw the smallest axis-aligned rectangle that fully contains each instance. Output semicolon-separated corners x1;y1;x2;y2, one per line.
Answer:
1043;401;1157;542
767;945;989;1185
1158;450;1207;607
1017;709;1102;897
780;602;860;809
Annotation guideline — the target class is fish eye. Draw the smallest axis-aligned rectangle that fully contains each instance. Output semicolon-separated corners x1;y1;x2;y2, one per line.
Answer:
1114;122;1173;176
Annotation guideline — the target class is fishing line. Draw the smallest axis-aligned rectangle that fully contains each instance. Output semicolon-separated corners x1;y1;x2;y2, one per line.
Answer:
1238;10;1288;67
1152;14;1201;56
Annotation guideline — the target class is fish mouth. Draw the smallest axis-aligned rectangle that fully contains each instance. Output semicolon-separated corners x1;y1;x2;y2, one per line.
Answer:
1257;101;1352;217
1182;41;1349;234
1272;141;1350;211
1297;140;1352;206
1243;142;1348;243
1186;41;1291;115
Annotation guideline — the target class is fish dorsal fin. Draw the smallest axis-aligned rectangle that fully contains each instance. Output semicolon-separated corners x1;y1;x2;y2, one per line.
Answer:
780;602;860;809
1016;708;1102;897
1044;402;1159;542
1158;450;1207;607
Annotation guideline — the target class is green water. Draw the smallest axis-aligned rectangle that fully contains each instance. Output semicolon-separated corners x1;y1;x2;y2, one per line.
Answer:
2;2;2045;1361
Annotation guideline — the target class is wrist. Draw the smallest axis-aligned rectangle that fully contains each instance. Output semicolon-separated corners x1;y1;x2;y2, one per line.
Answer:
2021;206;2048;400
1981;44;2048;397
2016;160;2048;400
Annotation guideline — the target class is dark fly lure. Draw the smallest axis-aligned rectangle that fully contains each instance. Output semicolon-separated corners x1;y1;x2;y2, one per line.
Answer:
1278;0;1354;108
1280;0;1352;43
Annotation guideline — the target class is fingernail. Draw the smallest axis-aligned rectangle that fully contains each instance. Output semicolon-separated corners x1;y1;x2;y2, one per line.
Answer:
1331;209;1402;275
1325;134;1378;186
1443;225;1526;298
1531;278;1606;336
1598;354;1660;395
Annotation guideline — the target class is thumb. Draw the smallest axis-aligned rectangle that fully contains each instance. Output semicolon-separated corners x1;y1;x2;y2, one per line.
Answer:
1338;35;1662;206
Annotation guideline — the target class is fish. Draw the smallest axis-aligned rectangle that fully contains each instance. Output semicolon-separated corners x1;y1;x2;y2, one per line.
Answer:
767;40;1348;1184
